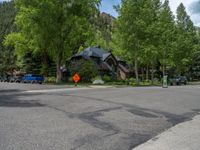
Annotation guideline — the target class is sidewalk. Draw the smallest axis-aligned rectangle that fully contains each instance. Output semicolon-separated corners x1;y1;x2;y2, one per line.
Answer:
133;115;200;150
189;81;200;85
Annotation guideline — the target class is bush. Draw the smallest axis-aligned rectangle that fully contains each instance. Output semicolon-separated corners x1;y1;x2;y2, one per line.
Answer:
92;76;102;82
102;75;112;82
45;76;56;83
70;60;98;83
140;80;151;86
68;77;74;83
125;78;136;86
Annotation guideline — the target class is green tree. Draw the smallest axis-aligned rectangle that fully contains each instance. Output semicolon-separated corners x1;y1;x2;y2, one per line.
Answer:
92;12;115;49
70;59;98;83
113;0;162;84
140;0;161;84
157;0;176;76
0;1;17;74
191;28;200;79
5;0;100;83
174;3;197;74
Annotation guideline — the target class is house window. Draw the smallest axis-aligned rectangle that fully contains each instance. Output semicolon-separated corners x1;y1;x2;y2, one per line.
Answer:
91;57;100;65
106;58;116;72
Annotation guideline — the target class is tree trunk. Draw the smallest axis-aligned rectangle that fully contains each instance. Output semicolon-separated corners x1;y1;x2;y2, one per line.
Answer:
141;67;144;81
162;64;165;77
162;48;166;77
151;64;154;85
134;53;139;85
42;51;49;77
146;66;149;81
56;59;62;83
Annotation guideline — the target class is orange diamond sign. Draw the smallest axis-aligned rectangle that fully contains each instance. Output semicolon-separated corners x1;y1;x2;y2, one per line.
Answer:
73;73;80;83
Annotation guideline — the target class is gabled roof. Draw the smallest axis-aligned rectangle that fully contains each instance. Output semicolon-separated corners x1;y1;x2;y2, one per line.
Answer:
73;47;111;61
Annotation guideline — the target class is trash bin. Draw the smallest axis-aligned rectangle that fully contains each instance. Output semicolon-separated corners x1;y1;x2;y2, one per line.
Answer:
163;75;168;88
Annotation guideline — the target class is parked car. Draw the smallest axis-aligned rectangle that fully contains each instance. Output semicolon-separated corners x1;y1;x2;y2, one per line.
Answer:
1;76;6;82
22;74;45;84
169;76;187;85
9;75;24;83
0;76;3;82
9;76;16;83
0;75;11;82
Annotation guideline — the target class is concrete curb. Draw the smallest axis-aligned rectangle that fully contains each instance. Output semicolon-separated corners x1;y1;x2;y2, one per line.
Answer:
133;115;200;150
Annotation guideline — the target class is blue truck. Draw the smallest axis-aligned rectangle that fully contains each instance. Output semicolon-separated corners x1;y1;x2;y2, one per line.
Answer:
22;74;45;84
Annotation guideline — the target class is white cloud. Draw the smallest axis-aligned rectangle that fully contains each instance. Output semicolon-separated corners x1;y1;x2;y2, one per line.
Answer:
168;0;200;26
0;0;10;2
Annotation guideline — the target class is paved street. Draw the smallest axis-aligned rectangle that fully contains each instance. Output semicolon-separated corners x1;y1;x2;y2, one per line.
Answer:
0;83;200;150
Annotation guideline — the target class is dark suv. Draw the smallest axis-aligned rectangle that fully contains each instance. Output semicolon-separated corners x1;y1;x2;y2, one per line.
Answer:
169;76;187;85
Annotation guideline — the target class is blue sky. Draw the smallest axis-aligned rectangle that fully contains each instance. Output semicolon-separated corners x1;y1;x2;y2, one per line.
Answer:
0;0;121;17
100;0;120;17
100;0;200;26
0;0;10;2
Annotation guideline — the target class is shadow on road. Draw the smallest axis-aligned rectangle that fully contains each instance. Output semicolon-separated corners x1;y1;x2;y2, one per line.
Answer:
0;92;45;108
65;93;200;128
0;89;23;93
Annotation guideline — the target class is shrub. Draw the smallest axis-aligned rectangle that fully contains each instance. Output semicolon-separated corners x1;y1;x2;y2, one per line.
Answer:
92;76;102;82
124;77;136;86
102;75;112;82
70;59;98;83
140;80;151;86
45;76;56;83
68;77;74;83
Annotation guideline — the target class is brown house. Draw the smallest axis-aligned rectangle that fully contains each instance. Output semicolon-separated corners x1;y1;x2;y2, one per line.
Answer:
71;47;130;80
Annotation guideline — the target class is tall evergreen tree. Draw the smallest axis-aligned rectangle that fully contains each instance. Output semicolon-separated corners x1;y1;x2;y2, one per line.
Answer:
175;3;196;74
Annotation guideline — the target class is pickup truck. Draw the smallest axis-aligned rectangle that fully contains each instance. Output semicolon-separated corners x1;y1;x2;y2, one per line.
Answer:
22;74;44;84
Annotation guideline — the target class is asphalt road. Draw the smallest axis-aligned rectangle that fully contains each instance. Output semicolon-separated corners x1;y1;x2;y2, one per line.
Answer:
0;83;200;150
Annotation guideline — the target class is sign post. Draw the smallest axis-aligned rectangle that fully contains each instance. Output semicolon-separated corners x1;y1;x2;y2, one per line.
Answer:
73;73;80;86
163;75;168;88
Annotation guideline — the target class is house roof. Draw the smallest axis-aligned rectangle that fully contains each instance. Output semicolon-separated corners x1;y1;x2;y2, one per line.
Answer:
73;47;111;61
